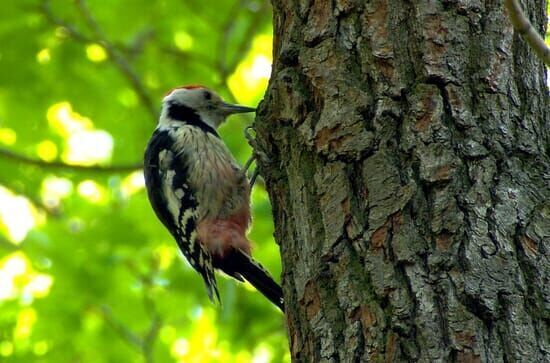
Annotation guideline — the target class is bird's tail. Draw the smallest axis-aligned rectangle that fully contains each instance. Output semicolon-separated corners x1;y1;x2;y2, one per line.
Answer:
219;248;284;311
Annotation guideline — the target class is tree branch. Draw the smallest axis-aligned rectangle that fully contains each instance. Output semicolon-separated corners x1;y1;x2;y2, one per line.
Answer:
99;305;144;349
123;28;157;61
0;180;61;216
0;148;142;173
142;293;162;363
217;0;244;79
125;258;164;363
40;0;158;119
225;1;270;80
74;0;157;118
215;0;269;81
98;281;163;363
505;0;550;65
215;1;268;125
39;0;93;43
159;46;217;70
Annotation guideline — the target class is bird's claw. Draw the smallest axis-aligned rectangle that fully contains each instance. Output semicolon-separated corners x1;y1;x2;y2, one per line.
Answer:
243;125;270;189
244;126;257;148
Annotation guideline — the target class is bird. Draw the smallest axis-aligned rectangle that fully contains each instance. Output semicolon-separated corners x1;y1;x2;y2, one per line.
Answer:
143;85;284;311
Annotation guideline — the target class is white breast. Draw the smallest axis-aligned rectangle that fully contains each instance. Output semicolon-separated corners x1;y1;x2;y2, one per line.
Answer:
166;125;250;220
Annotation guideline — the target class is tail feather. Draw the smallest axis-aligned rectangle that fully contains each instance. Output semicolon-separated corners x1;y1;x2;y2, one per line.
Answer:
201;270;221;305
218;249;284;311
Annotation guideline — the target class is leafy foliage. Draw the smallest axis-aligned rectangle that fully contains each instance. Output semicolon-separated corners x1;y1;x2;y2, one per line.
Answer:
0;1;287;362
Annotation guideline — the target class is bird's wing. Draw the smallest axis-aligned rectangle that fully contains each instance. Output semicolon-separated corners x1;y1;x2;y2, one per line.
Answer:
144;129;220;304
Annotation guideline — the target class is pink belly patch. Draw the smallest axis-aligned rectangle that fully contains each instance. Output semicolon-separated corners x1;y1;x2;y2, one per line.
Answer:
197;208;251;258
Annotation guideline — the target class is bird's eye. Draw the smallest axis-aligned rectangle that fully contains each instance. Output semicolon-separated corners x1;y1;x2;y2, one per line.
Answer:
203;91;212;100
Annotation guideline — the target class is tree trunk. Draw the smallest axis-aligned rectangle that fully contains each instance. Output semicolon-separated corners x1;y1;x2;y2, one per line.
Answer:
254;0;549;362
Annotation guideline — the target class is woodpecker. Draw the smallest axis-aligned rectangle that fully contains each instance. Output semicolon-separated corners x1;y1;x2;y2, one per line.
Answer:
143;85;283;311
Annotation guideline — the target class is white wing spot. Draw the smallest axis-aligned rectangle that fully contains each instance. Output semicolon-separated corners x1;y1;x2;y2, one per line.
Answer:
180;209;194;227
163;170;181;224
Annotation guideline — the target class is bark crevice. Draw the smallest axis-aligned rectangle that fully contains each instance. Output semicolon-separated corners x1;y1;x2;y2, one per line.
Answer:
259;0;548;361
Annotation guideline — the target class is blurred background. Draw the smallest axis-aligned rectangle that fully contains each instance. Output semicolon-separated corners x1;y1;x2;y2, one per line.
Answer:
0;1;287;362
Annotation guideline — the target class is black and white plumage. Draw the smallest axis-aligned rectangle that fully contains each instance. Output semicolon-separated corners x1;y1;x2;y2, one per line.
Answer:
143;85;284;310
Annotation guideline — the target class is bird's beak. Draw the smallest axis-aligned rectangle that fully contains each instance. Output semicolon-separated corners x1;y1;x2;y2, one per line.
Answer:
220;102;256;115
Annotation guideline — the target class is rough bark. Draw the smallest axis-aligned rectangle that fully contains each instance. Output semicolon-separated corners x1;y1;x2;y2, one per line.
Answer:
254;0;549;362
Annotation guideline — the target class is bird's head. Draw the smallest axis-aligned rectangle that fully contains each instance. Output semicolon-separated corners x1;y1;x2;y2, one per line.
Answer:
160;85;255;129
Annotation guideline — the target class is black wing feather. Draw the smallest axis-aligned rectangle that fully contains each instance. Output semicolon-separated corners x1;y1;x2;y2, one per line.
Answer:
144;128;220;303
